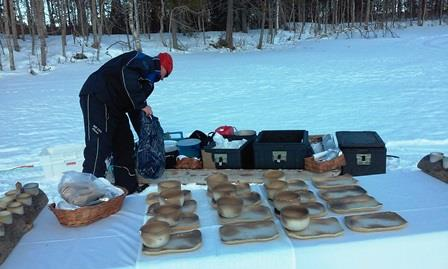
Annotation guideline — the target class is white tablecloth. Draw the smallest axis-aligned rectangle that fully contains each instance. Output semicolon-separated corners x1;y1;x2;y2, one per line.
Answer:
3;170;448;269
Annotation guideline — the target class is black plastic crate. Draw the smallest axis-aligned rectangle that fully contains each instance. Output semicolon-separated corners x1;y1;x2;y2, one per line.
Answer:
336;131;386;176
253;130;310;169
204;140;252;169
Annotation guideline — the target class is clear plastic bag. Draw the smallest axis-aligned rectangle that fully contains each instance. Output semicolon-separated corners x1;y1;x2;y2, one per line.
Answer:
57;171;123;207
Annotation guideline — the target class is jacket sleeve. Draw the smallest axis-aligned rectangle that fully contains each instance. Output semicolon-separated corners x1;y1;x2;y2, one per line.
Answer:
121;51;157;110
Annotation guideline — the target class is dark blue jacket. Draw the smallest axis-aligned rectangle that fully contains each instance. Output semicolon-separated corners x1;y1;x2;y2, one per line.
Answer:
80;51;161;113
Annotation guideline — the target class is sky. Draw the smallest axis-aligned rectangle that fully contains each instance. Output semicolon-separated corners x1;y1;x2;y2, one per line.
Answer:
0;23;447;201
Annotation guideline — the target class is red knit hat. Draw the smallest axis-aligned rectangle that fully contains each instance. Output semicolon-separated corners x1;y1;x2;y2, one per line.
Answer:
158;52;173;77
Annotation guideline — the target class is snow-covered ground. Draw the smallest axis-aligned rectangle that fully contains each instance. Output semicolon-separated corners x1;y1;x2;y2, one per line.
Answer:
1;24;447;201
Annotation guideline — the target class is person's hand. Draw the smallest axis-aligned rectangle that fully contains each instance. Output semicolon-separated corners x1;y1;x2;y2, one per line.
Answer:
142;105;153;117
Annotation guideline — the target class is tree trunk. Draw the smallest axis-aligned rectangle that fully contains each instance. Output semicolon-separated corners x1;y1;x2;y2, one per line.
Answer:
61;0;68;57
15;0;25;41
24;0;36;55
33;0;48;68
75;0;88;39
268;0;274;43
8;0;20;51
160;0;167;47
257;0;267;49
128;0;142;51
169;9;180;50
275;0;280;34
91;0;99;47
3;0;16;70
46;0;57;33
97;0;105;60
364;0;371;29
225;0;234;49
419;0;427;26
241;0;248;33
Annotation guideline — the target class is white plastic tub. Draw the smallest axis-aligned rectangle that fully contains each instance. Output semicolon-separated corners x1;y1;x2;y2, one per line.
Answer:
39;144;85;179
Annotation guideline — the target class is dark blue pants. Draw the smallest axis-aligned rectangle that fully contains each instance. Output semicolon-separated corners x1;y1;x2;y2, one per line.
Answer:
80;94;139;194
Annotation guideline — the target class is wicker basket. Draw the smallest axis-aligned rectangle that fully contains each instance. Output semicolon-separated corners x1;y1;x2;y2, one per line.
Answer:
48;189;127;227
304;154;346;173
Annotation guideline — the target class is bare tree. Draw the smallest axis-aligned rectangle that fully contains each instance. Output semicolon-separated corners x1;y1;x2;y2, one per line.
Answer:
257;0;267;49
365;0;371;29
8;0;20;51
33;0;48;68
46;0;57;33
96;0;105;60
91;0;99;48
128;0;142;51
169;7;180;50
3;0;16;70
60;0;68;57
225;0;234;49
417;0;427;26
160;0;168;47
24;0;36;55
15;0;25;41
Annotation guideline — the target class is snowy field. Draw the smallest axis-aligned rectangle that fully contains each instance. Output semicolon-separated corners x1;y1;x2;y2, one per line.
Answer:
0;24;447;201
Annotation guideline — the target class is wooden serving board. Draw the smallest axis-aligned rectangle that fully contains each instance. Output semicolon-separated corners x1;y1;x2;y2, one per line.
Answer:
220;220;279;244
219;205;273;225
286;179;308;191
285;217;344;240
311;175;358;189
293;190;317;203
211;192;262;209
274;202;327;219
327;195;382;214
147;200;197;216
145;190;192;206
142;230;202;255
318;185;367;201
149;213;200;232
344;211;407;232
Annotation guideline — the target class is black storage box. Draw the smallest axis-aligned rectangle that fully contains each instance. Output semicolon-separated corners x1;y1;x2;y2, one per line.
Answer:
223;131;256;169
336;131;386;176
204;140;252;169
253;130;310;169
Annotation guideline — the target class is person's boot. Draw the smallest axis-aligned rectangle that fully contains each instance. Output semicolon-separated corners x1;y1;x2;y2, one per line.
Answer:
113;166;138;195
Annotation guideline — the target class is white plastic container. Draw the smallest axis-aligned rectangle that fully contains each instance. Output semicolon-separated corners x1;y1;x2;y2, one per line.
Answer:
39;144;85;179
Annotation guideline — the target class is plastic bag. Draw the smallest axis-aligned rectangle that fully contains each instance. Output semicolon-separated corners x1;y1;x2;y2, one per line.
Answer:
58;171;106;207
57;171;124;208
136;113;166;179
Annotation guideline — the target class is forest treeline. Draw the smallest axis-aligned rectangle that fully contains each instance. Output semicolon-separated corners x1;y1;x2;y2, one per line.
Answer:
1;0;447;71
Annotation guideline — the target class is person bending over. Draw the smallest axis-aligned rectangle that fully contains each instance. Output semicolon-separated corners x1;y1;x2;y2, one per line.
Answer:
79;51;173;194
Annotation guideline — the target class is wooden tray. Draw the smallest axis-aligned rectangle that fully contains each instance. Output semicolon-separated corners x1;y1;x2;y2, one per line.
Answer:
328;195;382;214
147;200;197;216
219;205;273;225
220;220;279;244
286;179;308;191
142;230;202;255
145;190;191;206
301;202;327;218
312;175;358;189
344;211;407;232
149;213;200;232
285;217;344;240
211;192;262;209
293;190;317;203
274;202;326;218
319;185;367;201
